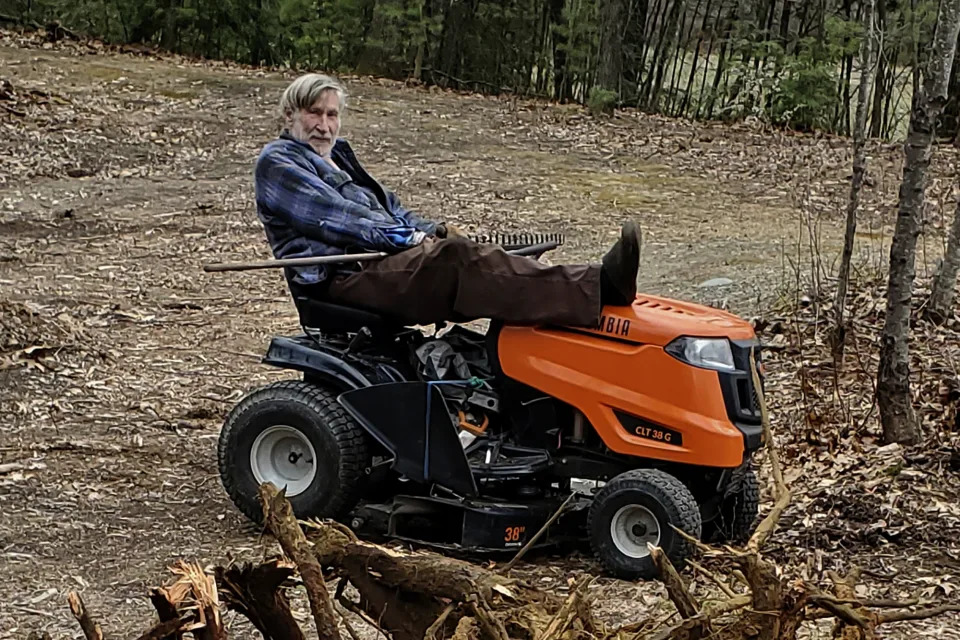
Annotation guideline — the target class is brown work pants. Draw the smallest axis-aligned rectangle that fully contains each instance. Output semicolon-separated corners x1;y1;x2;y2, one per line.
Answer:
324;237;602;327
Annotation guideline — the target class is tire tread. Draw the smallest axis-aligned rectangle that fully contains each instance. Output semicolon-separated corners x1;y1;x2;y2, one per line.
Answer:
587;468;702;579
217;380;368;522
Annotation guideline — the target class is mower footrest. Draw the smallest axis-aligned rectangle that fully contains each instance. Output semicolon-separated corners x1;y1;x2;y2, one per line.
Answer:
468;444;552;479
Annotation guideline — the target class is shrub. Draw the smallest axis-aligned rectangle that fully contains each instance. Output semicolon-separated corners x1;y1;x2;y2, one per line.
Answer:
587;87;618;116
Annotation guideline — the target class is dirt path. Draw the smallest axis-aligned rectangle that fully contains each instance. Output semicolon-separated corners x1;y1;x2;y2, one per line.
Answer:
1;40;955;639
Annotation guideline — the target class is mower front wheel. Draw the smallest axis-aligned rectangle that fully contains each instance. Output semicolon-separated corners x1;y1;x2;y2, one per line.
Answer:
217;380;369;523
705;466;760;544
588;469;702;580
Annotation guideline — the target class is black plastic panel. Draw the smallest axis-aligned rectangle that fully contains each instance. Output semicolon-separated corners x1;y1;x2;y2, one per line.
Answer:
338;382;478;497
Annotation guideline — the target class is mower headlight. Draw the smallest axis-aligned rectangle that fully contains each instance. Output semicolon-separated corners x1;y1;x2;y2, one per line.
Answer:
665;337;736;372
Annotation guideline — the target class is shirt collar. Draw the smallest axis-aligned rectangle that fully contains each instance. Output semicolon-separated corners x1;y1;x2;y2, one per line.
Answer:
279;130;345;174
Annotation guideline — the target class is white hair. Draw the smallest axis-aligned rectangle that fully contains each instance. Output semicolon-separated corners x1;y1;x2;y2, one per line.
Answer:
279;73;347;117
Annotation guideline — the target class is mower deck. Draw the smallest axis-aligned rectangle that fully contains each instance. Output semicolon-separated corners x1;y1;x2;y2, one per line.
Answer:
348;493;582;552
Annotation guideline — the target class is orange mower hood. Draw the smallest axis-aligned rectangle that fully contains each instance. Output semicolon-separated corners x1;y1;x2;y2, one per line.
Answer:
577;294;757;346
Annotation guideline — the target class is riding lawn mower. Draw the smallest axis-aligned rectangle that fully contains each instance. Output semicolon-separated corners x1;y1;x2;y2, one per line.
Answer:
211;234;764;579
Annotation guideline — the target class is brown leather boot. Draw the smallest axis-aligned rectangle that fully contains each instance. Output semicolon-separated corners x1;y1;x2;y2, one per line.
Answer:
600;221;642;306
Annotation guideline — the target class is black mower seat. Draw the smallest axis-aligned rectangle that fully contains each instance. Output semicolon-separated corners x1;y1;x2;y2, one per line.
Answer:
294;297;403;334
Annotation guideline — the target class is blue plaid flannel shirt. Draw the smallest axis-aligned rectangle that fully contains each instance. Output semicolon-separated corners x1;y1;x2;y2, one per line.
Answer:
254;133;438;287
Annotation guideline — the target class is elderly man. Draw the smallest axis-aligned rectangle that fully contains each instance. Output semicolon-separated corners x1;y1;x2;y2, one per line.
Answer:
254;73;641;327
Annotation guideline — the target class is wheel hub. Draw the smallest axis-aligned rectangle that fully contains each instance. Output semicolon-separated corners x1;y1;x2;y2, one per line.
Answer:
250;425;318;497
610;504;661;558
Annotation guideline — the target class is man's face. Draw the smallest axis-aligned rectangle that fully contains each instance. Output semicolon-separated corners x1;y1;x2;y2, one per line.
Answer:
288;90;340;157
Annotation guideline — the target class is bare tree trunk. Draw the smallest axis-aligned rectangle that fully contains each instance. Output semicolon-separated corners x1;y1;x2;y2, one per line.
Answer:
638;0;668;103
833;0;876;361
549;0;569;99
779;0;792;44
911;0;921;110
927;197;960;322
704;14;732;118
535;0;550;93
666;2;694;115
695;0;726;118
942;30;960;143
647;0;685;110
678;0;713;116
878;0;960;445
161;0;179;51
870;34;887;136
882;45;904;138
413;0;427;81
597;0;629;93
832;0;855;134
793;0;809;53
674;0;712;117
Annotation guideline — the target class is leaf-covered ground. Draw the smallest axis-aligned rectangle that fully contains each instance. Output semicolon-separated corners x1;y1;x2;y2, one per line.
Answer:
2;29;959;640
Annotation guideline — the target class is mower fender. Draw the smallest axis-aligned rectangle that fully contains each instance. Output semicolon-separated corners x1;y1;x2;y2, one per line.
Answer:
262;336;381;391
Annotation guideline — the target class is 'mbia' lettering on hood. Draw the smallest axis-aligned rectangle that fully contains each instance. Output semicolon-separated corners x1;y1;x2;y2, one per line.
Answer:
597;315;630;337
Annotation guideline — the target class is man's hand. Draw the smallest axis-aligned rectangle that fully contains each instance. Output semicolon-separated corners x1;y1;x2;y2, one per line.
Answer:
438;222;468;239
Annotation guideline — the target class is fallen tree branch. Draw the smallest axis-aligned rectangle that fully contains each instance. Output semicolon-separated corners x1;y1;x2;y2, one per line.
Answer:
340;551;446;640
67;592;104;640
452;616;479;640
737;552;787;638
809;592;871;629
469;598;510;640
750;347;784;493
260;483;340;640
879;604;960;623
702;593;753;617
646;594;753;640
686;560;736;598
313;528;549;607
166;561;226;640
820;597;922;608
133;616;192;640
649;544;700;619
424;602;457;640
337;604;365;640
148;587;185;640
32;479;960;640
671;525;723;556
337;591;389;639
538;578;589;640
215;560;305;640
747;349;792;553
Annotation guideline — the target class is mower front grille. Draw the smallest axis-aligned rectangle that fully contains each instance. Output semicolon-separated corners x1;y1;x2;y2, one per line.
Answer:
749;381;762;415
718;340;765;451
735;378;761;421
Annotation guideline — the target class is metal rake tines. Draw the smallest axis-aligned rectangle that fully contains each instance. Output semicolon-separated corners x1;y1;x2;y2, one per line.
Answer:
471;232;565;248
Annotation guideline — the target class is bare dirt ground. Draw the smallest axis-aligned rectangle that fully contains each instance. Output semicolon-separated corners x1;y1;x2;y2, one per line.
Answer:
2;32;959;639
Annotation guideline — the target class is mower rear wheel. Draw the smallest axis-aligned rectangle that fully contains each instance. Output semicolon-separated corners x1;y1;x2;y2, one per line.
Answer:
217;380;369;523
588;469;701;580
705;466;759;544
